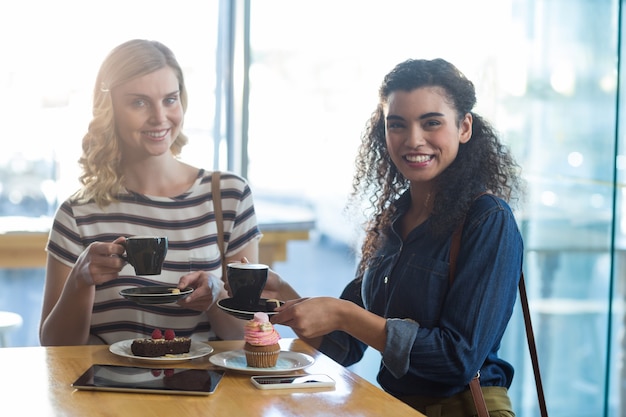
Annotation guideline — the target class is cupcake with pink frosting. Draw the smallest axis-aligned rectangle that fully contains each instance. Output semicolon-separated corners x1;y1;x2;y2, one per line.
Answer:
244;312;281;367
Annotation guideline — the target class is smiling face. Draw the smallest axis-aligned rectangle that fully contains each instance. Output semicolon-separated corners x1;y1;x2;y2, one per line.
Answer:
111;66;183;160
384;86;472;188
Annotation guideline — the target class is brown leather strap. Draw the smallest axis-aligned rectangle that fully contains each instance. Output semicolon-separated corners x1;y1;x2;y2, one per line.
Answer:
212;171;227;281
469;373;489;417
450;220;548;417
450;223;488;417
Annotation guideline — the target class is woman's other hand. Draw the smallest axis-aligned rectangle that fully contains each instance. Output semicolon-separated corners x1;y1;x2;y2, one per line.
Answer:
177;271;222;311
271;297;343;339
260;268;294;300
272;296;387;353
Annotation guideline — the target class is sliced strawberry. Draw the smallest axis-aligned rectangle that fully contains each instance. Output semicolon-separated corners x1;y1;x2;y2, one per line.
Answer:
151;329;163;339
164;329;176;340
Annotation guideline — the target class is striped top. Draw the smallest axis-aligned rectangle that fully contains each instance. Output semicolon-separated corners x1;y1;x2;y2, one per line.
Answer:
46;170;262;345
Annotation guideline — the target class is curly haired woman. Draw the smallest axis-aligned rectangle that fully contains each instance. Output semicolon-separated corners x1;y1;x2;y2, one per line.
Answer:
269;58;523;416
40;39;261;346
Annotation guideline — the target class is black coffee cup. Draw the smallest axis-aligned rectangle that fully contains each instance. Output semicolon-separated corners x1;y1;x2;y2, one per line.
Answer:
122;236;168;275
227;263;268;307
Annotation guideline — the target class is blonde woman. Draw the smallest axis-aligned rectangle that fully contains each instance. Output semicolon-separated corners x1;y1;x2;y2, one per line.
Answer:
40;39;261;346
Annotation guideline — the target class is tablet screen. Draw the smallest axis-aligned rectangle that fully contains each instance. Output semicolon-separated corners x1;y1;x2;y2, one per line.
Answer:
72;364;225;396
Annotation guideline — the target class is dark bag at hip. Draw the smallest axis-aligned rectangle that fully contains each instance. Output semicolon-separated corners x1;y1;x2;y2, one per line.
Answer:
400;386;514;417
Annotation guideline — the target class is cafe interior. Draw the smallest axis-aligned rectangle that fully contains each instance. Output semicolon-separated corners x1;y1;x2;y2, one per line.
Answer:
0;0;623;415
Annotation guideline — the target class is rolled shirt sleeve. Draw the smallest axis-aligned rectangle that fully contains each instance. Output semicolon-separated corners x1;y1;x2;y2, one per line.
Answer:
382;318;420;378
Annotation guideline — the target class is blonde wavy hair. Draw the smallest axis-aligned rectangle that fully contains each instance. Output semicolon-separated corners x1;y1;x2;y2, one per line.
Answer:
74;39;189;207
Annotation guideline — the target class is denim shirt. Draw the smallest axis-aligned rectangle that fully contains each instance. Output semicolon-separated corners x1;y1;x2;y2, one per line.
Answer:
319;193;523;398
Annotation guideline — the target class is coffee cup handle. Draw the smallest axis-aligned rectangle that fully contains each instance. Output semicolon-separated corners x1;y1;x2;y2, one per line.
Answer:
119;238;129;263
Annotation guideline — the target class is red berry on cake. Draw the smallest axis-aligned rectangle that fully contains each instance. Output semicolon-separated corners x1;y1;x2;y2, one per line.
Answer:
151;329;163;339
164;329;176;340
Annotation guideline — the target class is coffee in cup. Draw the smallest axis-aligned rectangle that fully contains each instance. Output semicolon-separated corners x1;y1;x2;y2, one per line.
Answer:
227;263;269;307
122;236;168;275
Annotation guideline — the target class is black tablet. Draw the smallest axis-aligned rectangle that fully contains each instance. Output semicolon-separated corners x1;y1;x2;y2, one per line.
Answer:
71;364;225;396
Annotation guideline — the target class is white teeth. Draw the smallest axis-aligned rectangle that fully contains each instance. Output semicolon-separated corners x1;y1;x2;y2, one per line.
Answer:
405;154;432;163
145;129;168;138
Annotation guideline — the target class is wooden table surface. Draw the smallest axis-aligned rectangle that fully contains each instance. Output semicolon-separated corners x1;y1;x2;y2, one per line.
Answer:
0;338;424;417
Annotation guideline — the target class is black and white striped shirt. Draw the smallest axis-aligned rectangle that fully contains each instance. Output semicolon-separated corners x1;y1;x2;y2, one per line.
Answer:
47;170;262;344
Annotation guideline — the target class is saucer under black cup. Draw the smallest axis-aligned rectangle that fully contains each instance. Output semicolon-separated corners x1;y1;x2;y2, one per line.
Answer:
217;298;284;320
119;286;193;305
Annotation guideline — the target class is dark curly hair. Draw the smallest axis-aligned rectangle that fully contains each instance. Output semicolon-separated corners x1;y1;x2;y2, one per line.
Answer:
350;58;522;275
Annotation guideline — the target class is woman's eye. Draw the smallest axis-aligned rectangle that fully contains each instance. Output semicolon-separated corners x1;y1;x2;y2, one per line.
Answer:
387;122;404;130
165;96;178;105
424;119;441;128
132;99;147;108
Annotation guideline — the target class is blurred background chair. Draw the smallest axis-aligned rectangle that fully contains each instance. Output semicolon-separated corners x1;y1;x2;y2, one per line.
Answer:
0;311;23;347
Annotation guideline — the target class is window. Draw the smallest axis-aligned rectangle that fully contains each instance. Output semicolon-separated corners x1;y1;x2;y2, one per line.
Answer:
246;1;621;416
1;0;220;222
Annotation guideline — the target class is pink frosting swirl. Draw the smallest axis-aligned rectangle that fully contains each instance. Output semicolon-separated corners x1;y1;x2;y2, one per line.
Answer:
245;312;280;346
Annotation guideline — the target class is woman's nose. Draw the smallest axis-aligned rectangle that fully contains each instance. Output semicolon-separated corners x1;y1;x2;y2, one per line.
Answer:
406;127;426;148
149;105;167;123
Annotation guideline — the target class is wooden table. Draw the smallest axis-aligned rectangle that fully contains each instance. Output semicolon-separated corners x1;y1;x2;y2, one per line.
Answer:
0;338;423;417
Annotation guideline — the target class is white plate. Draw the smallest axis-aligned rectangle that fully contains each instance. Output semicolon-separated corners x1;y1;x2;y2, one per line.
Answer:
109;339;214;364
209;350;314;374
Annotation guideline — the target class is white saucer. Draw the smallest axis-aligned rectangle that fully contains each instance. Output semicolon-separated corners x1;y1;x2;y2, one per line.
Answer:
109;339;214;364
209;350;314;374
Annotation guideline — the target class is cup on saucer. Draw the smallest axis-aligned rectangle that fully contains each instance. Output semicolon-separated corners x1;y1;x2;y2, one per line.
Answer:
226;263;269;308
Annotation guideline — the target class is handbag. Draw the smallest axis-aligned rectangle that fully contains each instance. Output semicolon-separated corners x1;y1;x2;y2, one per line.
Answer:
211;171;228;281
450;221;548;417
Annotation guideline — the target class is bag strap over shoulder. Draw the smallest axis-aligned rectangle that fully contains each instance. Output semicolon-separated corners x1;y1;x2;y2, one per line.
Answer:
518;272;549;417
449;219;548;417
212;171;227;281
